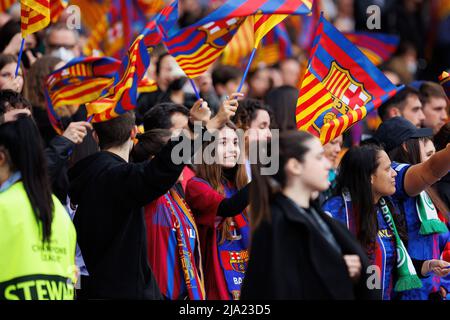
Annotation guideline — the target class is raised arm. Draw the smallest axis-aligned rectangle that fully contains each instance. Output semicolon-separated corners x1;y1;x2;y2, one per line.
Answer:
404;144;450;197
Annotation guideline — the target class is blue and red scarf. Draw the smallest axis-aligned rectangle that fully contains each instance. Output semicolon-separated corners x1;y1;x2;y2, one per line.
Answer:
166;189;206;300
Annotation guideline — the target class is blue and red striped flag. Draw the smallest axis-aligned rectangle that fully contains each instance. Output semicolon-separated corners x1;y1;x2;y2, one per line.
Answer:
296;15;403;145
46;56;121;110
165;0;312;79
298;0;320;55
344;32;399;66
86;1;177;123
439;71;450;99
45;56;159;133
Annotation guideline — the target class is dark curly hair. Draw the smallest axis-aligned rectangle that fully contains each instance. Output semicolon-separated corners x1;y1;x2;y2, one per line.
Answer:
232;98;275;131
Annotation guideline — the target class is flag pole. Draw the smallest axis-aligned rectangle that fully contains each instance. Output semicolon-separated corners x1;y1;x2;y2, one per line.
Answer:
188;77;201;100
15;38;25;78
237;47;257;93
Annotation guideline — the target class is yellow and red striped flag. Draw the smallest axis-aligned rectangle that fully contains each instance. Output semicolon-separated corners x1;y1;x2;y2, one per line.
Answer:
221;17;254;67
20;0;51;38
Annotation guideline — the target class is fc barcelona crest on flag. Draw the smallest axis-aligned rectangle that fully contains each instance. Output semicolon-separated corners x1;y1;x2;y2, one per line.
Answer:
296;15;402;145
314;61;372;133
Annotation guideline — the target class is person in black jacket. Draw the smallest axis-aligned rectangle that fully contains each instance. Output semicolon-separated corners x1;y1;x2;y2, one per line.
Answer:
68;97;238;299
241;131;379;300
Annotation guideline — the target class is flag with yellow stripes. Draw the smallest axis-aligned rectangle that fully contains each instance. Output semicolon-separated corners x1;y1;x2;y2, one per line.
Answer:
21;0;51;38
221;17;254;67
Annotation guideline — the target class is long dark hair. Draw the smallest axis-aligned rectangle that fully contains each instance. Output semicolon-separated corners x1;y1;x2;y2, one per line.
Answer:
264;85;298;131
387;137;427;165
250;130;314;232
0;115;53;242
195;121;248;244
335;144;407;249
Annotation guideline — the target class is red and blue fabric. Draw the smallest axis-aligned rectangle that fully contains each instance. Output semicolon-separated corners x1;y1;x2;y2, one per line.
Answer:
217;181;250;300
391;162;445;300
344;32;399;65
144;188;205;300
188;0;311;27
323;195;397;300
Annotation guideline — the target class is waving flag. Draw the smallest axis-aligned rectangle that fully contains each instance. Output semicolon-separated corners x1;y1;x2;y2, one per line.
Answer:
86;1;177;123
188;0;312;27
251;23;292;69
46;57;121;109
21;0;51;38
165;0;312;79
439;71;450;99
296;15;403;145
165;17;244;78
344;32;399;66
298;0;320;55
221;18;254;67
45;56;158;133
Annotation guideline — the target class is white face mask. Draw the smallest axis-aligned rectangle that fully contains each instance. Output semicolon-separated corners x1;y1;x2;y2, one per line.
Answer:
407;61;418;75
50;47;76;63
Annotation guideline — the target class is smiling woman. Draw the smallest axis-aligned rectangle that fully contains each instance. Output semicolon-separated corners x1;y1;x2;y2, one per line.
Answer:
185;121;252;300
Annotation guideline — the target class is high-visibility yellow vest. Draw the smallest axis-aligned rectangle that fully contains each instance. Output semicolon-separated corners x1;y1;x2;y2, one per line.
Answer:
0;182;77;300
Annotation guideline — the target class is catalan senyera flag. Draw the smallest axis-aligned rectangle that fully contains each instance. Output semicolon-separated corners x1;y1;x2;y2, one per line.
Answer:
249;13;289;49
222;20;292;69
86;1;177;123
165;0;312;78
221;17;254;67
296;15;402;145
21;0;51;38
344;32;399;66
439;71;450;99
0;0;15;13
251;23;292;69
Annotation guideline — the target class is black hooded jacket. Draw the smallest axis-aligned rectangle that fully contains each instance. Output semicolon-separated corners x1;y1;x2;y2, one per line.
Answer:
241;193;380;300
68;137;187;299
